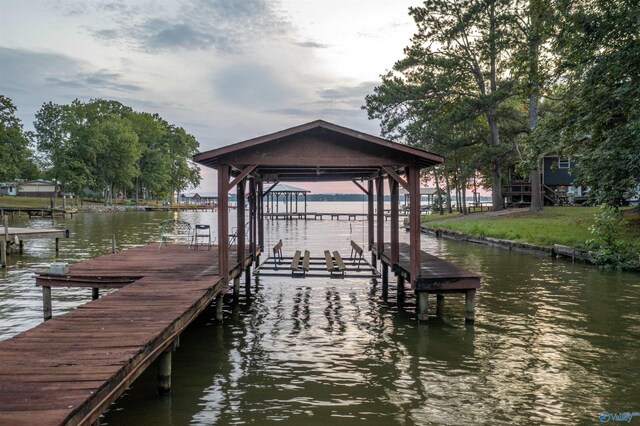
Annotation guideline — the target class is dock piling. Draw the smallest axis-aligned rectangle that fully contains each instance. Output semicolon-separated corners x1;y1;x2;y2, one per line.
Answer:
42;286;52;320
465;290;476;323
418;292;429;321
215;294;223;322
1;215;7;268
111;235;116;253
436;294;445;316
92;288;100;300
157;350;172;394
233;277;240;299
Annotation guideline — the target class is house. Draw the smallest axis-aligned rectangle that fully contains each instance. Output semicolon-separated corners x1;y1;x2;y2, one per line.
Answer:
0;182;18;196
178;192;217;205
17;180;59;198
503;154;588;206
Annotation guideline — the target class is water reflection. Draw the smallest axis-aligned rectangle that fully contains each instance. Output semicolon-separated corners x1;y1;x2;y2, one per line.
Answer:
0;209;638;425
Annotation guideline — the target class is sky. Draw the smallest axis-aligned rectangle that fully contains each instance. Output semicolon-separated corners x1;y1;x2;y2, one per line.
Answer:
0;0;423;194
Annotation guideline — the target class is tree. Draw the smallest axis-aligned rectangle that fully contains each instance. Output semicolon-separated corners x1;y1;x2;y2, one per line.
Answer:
365;0;518;210
128;112;171;201
0;95;39;181
94;115;140;204
165;125;201;202
509;0;558;211
547;0;640;206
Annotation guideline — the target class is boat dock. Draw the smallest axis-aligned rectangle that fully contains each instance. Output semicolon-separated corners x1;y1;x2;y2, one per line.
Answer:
0;243;254;426
372;242;481;322
0;207;76;218
264;212;407;221
1;224;70;267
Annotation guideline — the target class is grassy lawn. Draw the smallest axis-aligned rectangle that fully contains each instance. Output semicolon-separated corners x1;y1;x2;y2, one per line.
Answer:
425;206;640;248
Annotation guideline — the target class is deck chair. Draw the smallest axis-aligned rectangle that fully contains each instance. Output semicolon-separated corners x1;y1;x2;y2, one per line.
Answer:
159;219;192;249
193;224;214;250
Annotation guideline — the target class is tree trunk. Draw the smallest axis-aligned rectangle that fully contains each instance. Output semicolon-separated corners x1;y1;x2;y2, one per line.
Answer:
528;1;543;212
434;167;444;215
462;179;468;215
444;166;452;214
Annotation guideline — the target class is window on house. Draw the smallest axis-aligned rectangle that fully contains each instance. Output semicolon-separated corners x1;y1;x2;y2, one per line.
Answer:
558;158;570;169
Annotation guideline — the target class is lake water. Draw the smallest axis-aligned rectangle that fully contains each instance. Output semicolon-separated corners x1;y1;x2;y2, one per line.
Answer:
0;203;638;425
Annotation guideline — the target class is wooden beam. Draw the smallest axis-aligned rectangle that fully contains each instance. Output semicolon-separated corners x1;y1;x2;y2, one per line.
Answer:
352;179;369;196
367;179;374;256
262;181;280;197
227;165;256;192
390;177;399;265
376;177;384;259
218;164;230;289
237;179;246;265
408;165;421;285
382;166;408;191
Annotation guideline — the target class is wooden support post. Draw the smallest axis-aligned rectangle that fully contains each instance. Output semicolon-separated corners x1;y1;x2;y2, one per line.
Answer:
215;294;224;322
1;215;7;268
218;165;230;289
418;292;429;321
257;182;264;265
237;179;246;266
397;275;405;298
111;235;116;254
18;239;23;255
157;350;172;394
245;266;251;296
465;289;476;323
408;165;421;287
368;179;375;266
42;286;52;320
436;294;445;317
376;176;384;265
233;277;240;299
390;177;399;267
248;178;255;262
92;288;99;300
382;262;388;292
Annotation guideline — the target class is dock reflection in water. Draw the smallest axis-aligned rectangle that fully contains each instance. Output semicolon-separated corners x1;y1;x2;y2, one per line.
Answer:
0;208;638;425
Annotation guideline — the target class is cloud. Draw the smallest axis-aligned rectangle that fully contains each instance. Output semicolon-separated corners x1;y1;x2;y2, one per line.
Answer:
294;40;329;49
81;0;291;53
212;62;299;109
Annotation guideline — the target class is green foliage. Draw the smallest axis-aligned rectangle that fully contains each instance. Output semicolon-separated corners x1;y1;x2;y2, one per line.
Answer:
33;98;201;204
364;0;533;211
586;206;640;270
540;0;640;206
0;95;39;180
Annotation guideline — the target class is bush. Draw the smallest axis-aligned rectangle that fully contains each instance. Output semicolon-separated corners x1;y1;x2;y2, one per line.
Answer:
587;206;640;270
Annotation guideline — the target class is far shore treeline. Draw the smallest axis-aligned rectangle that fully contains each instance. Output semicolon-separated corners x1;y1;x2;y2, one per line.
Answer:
0;95;200;205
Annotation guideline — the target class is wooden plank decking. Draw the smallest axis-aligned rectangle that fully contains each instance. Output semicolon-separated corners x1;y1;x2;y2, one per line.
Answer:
373;242;480;291
0;243;246;426
372;242;481;322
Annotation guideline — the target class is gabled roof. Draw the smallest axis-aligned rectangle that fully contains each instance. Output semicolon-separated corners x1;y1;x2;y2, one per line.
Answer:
269;183;310;193
193;120;443;182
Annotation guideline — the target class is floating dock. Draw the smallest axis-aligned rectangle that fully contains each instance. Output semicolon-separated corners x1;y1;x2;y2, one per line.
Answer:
0;243;252;426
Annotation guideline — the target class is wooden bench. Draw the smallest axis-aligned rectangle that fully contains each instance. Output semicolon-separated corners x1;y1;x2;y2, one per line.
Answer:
350;240;364;270
273;239;283;269
290;250;302;275
324;250;346;277
333;251;346;276
290;250;310;276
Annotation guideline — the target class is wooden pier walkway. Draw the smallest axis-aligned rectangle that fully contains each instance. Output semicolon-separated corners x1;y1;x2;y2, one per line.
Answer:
1;226;70;267
264;212;407;221
0;243;250;426
372;242;481;322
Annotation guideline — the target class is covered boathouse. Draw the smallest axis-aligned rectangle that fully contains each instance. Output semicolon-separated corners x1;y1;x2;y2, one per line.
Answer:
193;119;480;322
